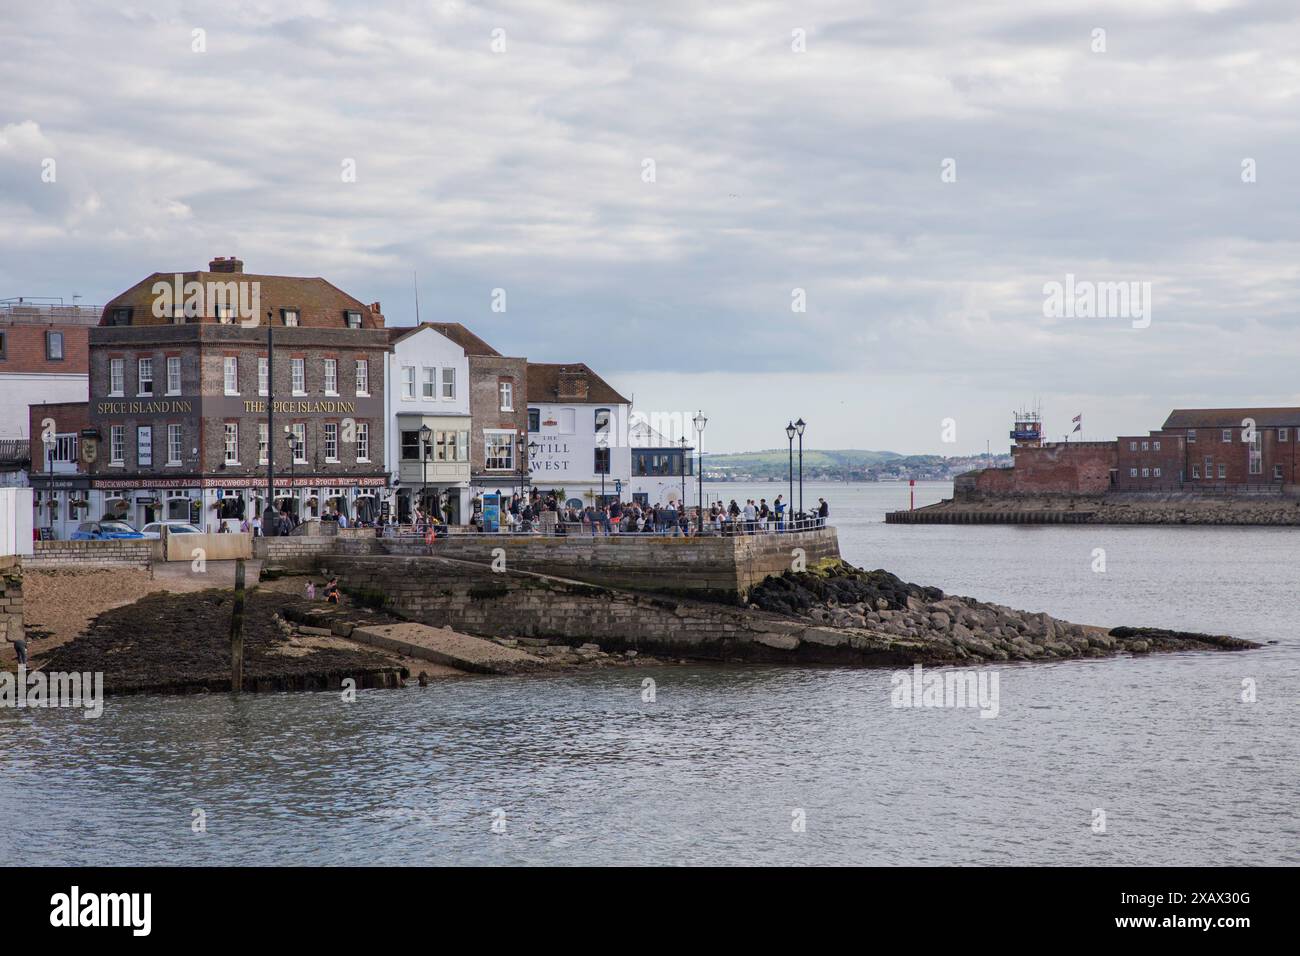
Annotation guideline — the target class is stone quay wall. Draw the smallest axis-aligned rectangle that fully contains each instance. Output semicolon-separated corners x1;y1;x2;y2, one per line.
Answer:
380;527;842;602
0;556;23;647
24;539;152;569
319;554;910;666
890;493;1300;526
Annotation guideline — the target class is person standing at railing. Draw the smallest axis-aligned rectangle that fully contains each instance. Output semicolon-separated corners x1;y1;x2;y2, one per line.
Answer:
817;498;829;528
759;499;770;531
774;495;786;531
743;499;757;534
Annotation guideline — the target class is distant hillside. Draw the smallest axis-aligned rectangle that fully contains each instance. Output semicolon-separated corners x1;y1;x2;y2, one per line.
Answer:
701;448;1009;482
704;449;902;470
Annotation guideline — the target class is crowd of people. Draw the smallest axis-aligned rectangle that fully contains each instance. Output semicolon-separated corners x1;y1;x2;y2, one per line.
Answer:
458;490;831;536
244;491;831;537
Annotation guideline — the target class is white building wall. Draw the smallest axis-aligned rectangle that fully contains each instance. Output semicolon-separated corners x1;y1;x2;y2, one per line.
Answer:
528;401;631;502
385;327;472;521
0;373;87;439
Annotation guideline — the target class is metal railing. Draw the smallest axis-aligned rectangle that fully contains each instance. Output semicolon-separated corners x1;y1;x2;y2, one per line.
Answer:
379;513;829;539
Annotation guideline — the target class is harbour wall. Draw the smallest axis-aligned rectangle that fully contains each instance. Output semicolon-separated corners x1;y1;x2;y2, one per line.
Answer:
259;527;841;603
318;554;917;667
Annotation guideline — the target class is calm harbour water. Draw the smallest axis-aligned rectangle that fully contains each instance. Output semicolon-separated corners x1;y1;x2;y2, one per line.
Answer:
3;481;1297;866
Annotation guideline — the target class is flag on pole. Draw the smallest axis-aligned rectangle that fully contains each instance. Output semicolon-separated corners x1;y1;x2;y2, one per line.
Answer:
1072;414;1082;424
1073;422;1082;433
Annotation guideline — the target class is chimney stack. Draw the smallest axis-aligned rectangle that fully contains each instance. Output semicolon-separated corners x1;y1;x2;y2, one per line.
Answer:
208;256;244;274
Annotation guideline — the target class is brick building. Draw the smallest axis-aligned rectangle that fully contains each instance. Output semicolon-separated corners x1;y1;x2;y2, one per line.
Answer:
1158;408;1300;488
27;401;93;539
88;257;390;530
0;299;98;440
428;324;529;500
960;406;1300;498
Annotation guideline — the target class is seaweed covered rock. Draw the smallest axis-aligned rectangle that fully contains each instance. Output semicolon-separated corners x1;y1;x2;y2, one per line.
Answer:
750;562;943;617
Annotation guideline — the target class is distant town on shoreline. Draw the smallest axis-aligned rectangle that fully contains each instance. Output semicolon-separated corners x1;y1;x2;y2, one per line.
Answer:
700;449;1011;483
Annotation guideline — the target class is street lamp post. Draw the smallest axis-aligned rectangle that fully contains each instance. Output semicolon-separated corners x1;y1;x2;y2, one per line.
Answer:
785;421;796;531
678;436;688;515
284;428;297;520
419;423;432;521
597;434;607;508
526;439;537;523
692;410;707;533
795;417;806;520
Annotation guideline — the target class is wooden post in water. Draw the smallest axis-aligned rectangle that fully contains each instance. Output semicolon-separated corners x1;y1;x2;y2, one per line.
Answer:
230;558;245;693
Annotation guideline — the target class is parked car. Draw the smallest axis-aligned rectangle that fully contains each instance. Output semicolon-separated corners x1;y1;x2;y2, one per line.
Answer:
71;520;145;540
139;522;204;540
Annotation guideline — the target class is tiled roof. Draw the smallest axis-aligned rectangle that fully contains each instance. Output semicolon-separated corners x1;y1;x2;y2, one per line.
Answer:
387;322;501;356
1163;408;1300;429
526;362;631;405
99;263;383;329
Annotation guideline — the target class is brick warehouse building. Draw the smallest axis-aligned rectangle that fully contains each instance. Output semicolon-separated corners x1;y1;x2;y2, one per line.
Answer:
87;257;390;530
959;406;1300;497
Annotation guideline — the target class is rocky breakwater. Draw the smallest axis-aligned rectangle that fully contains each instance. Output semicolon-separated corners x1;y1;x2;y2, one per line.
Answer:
748;562;1258;664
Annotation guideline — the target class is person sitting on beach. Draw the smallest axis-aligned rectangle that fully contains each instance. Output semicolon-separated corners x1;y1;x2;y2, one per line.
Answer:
323;577;340;605
305;581;317;600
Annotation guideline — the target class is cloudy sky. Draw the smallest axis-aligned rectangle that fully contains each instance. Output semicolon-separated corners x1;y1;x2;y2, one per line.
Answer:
4;0;1299;454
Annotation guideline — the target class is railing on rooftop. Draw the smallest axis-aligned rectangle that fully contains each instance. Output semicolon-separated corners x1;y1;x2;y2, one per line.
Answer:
0;299;103;325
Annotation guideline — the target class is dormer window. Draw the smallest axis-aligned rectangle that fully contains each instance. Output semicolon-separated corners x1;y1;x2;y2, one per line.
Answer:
109;307;133;326
344;311;362;329
281;309;299;327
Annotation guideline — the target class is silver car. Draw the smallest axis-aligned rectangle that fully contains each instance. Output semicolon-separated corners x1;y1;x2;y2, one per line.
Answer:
139;522;204;540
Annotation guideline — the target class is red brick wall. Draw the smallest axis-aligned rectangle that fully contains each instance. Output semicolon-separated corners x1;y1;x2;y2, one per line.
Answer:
28;402;90;473
971;442;1116;495
1113;432;1186;489
1164;425;1298;485
0;321;90;374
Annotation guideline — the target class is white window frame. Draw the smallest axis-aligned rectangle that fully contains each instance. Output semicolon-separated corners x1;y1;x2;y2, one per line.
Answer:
1222;429;1232;443
258;423;269;465
422;367;436;400
499;381;513;412
137;357;154;397
291;423;307;464
167;424;183;466
401;366;416;401
356;422;369;462
323;422;339;462
224;422;239;465
1280;428;1290;442
291;358;306;396
110;425;125;465
224;356;239;395
355;359;369;396
484;429;515;471
441;366;455;400
324;359;338;396
109;358;124;397
258;357;269;396
167;356;182;395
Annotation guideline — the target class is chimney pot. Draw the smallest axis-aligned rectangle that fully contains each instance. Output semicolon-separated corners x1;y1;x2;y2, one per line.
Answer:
208;256;244;273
